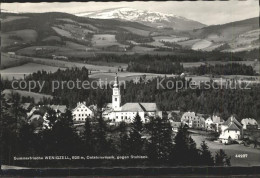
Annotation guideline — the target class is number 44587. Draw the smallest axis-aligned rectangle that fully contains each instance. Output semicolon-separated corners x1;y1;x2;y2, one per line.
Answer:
235;154;248;158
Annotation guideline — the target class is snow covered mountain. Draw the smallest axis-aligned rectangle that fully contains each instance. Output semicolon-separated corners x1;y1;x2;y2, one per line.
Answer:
76;7;206;31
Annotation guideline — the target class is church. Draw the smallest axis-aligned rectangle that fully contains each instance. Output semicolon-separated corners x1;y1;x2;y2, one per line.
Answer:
102;74;162;123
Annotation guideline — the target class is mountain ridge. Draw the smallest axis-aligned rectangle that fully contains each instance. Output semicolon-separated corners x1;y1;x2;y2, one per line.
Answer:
75;7;207;31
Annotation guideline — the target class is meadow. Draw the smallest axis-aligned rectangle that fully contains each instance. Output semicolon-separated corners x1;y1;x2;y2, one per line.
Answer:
0;63;65;80
1;29;38;47
153;35;189;43
92;34;119;47
3;89;53;103
191;134;260;166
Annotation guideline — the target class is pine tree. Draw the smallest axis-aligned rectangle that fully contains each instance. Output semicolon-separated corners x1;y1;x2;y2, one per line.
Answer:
83;118;94;154
215;149;231;166
146;117;173;164
169;125;190;165
94;117;109;155
187;136;200;166
199;141;214;166
118;121;129;154
129;113;144;155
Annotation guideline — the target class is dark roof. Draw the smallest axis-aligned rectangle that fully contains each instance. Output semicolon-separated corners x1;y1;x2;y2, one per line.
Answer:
225;123;240;131
121;103;158;112
223;116;242;127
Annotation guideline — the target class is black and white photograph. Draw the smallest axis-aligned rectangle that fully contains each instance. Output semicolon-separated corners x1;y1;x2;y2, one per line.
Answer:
0;0;259;175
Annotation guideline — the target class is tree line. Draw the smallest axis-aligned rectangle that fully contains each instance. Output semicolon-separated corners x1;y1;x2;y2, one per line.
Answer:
187;63;256;76
127;60;184;74
2;67;260;122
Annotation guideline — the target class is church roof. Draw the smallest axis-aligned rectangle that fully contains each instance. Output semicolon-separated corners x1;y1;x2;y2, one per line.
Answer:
49;105;67;113
225;122;240;131
121;103;158;112
223;116;242;127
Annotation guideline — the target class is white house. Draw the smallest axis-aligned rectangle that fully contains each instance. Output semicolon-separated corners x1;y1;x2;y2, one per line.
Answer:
205;117;214;131
181;112;205;129
212;115;223;132
241;118;258;130
219;116;243;143
72;102;94;122
102;74;162;123
27;104;67;130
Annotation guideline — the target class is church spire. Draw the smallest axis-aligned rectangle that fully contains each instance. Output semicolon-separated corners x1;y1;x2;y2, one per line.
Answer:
113;73;119;88
112;73;121;110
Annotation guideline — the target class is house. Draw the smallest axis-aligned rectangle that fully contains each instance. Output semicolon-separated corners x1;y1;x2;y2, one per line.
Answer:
170;121;182;132
72;102;94;122
181;111;196;124
52;55;68;61
181;112;205;129
7;52;15;57
20;103;33;112
49;105;67;115
27;104;67;130
205;117;214;131
28;114;44;128
219;115;243;143
241;118;258;130
102;74;162;123
212;115;224;132
166;110;181;121
205;115;223;132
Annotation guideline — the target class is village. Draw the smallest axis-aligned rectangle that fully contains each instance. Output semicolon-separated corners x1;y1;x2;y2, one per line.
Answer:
19;75;260;148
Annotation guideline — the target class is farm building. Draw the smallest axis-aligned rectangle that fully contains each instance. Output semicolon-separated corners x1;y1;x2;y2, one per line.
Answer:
72;102;95;122
219;116;243;143
241;118;258;130
7;52;16;57
52;55;69;61
181;111;205;129
205;117;214;131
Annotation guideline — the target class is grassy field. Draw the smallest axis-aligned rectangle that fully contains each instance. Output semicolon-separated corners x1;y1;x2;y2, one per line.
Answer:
191;39;212;50
90;72;174;83
177;39;201;48
132;46;156;52
65;41;90;51
153;35;189;43
51;26;72;38
0;63;65;80
1;53;32;69
3;89;53;103
1;15;29;23
120;26;150;37
191;134;260;166
17;45;74;56
92;34;123;47
42;35;61;42
1;29;38;47
2;53;119;74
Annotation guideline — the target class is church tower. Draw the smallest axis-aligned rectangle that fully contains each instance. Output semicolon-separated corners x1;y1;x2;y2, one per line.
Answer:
112;74;121;111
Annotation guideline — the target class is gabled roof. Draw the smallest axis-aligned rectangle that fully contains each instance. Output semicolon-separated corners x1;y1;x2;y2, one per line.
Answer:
223;116;242;127
72;103;89;112
225;122;240;131
121;103;145;112
121;103;158;112
241;118;258;125
21;103;32;110
49;105;67;113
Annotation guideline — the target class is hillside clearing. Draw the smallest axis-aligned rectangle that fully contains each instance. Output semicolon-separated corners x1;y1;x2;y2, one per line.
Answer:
3;89;53;103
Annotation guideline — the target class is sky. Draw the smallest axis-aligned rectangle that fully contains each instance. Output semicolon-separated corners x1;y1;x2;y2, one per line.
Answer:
2;0;259;25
